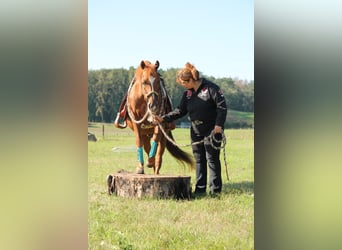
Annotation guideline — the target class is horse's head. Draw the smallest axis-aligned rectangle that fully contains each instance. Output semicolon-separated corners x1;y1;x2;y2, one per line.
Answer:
135;60;162;115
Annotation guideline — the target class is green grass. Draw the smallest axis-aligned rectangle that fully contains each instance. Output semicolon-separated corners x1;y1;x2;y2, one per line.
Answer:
88;123;254;249
226;110;254;128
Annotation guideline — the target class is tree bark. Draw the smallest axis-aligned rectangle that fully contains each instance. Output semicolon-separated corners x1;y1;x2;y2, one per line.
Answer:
107;170;192;200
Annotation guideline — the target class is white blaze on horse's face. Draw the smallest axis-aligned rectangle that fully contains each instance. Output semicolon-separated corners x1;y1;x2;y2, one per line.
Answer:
147;75;158;115
149;76;156;90
144;75;155;98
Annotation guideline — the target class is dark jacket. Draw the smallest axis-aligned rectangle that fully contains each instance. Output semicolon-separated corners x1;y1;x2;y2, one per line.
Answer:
162;78;227;136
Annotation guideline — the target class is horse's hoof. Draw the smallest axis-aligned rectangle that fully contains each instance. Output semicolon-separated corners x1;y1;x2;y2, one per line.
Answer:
136;168;144;174
147;158;155;168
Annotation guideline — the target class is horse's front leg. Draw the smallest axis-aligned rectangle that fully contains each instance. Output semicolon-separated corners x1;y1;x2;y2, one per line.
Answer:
147;127;163;174
142;135;153;168
145;127;159;171
133;125;144;174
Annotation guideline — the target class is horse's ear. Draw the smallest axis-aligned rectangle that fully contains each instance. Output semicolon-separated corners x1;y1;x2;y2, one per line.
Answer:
140;60;145;69
155;60;159;69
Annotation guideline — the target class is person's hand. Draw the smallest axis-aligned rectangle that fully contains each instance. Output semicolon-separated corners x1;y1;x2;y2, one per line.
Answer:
153;115;163;124
213;125;223;134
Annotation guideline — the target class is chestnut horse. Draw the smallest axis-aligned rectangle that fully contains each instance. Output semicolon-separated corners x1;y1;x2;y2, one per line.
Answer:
117;60;194;174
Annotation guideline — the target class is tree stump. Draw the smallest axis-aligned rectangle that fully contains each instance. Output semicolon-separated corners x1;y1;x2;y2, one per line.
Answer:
107;170;192;200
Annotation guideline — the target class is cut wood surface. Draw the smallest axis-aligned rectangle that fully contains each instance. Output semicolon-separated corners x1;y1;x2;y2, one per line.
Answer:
107;171;192;200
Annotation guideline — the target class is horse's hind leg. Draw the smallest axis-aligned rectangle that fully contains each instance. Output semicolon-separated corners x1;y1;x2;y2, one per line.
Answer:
154;137;166;174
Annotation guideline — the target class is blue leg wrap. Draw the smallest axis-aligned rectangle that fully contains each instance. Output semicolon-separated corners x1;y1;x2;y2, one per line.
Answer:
137;147;144;164
149;140;158;158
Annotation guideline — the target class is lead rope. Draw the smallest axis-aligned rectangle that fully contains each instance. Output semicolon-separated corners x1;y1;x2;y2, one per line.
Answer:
157;121;229;181
210;131;229;181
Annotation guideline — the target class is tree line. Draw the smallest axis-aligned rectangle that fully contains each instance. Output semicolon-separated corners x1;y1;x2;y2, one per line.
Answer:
88;67;254;126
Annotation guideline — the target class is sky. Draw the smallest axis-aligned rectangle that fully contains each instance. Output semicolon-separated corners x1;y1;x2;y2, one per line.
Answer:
88;0;254;81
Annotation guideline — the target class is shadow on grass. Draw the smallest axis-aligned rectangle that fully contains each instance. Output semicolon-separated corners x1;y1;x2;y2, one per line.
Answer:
190;192;207;200
222;181;254;195
189;181;254;200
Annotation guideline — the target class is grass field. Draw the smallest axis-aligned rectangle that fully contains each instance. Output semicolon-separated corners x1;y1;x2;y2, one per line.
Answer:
88;123;254;249
226;110;254;128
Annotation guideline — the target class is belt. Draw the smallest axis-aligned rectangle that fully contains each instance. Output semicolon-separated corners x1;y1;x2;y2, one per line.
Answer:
192;120;203;126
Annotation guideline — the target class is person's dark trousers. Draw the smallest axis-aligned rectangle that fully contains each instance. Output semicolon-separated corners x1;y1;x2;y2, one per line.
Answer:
191;133;222;194
192;141;207;193
205;137;222;193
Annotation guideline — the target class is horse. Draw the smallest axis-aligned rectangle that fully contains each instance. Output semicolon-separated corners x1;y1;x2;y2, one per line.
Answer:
115;60;194;174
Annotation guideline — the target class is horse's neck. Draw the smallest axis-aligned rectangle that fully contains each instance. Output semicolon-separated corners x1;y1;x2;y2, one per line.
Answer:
134;81;144;97
129;82;146;108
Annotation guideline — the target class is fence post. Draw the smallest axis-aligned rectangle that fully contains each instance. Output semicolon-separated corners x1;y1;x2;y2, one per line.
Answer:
102;124;104;139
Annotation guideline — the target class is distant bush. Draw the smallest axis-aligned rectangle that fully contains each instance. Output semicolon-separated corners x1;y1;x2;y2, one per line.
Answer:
225;110;254;129
226;121;253;129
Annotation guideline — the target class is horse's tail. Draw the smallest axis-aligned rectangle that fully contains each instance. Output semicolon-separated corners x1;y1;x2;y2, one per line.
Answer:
165;131;195;169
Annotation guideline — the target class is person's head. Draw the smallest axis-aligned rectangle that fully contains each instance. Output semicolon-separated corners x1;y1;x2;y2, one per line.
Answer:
176;63;200;88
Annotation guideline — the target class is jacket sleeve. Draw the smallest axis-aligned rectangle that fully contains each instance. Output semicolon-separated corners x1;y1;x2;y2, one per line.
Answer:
162;92;188;122
211;86;227;128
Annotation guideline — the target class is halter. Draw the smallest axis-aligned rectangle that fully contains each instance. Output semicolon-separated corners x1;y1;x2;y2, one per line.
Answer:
142;73;159;102
126;74;167;125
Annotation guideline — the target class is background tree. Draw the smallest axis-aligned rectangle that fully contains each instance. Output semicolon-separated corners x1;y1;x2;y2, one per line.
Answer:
88;67;254;127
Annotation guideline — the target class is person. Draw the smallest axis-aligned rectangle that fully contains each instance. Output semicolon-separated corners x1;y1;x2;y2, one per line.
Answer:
154;62;227;195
